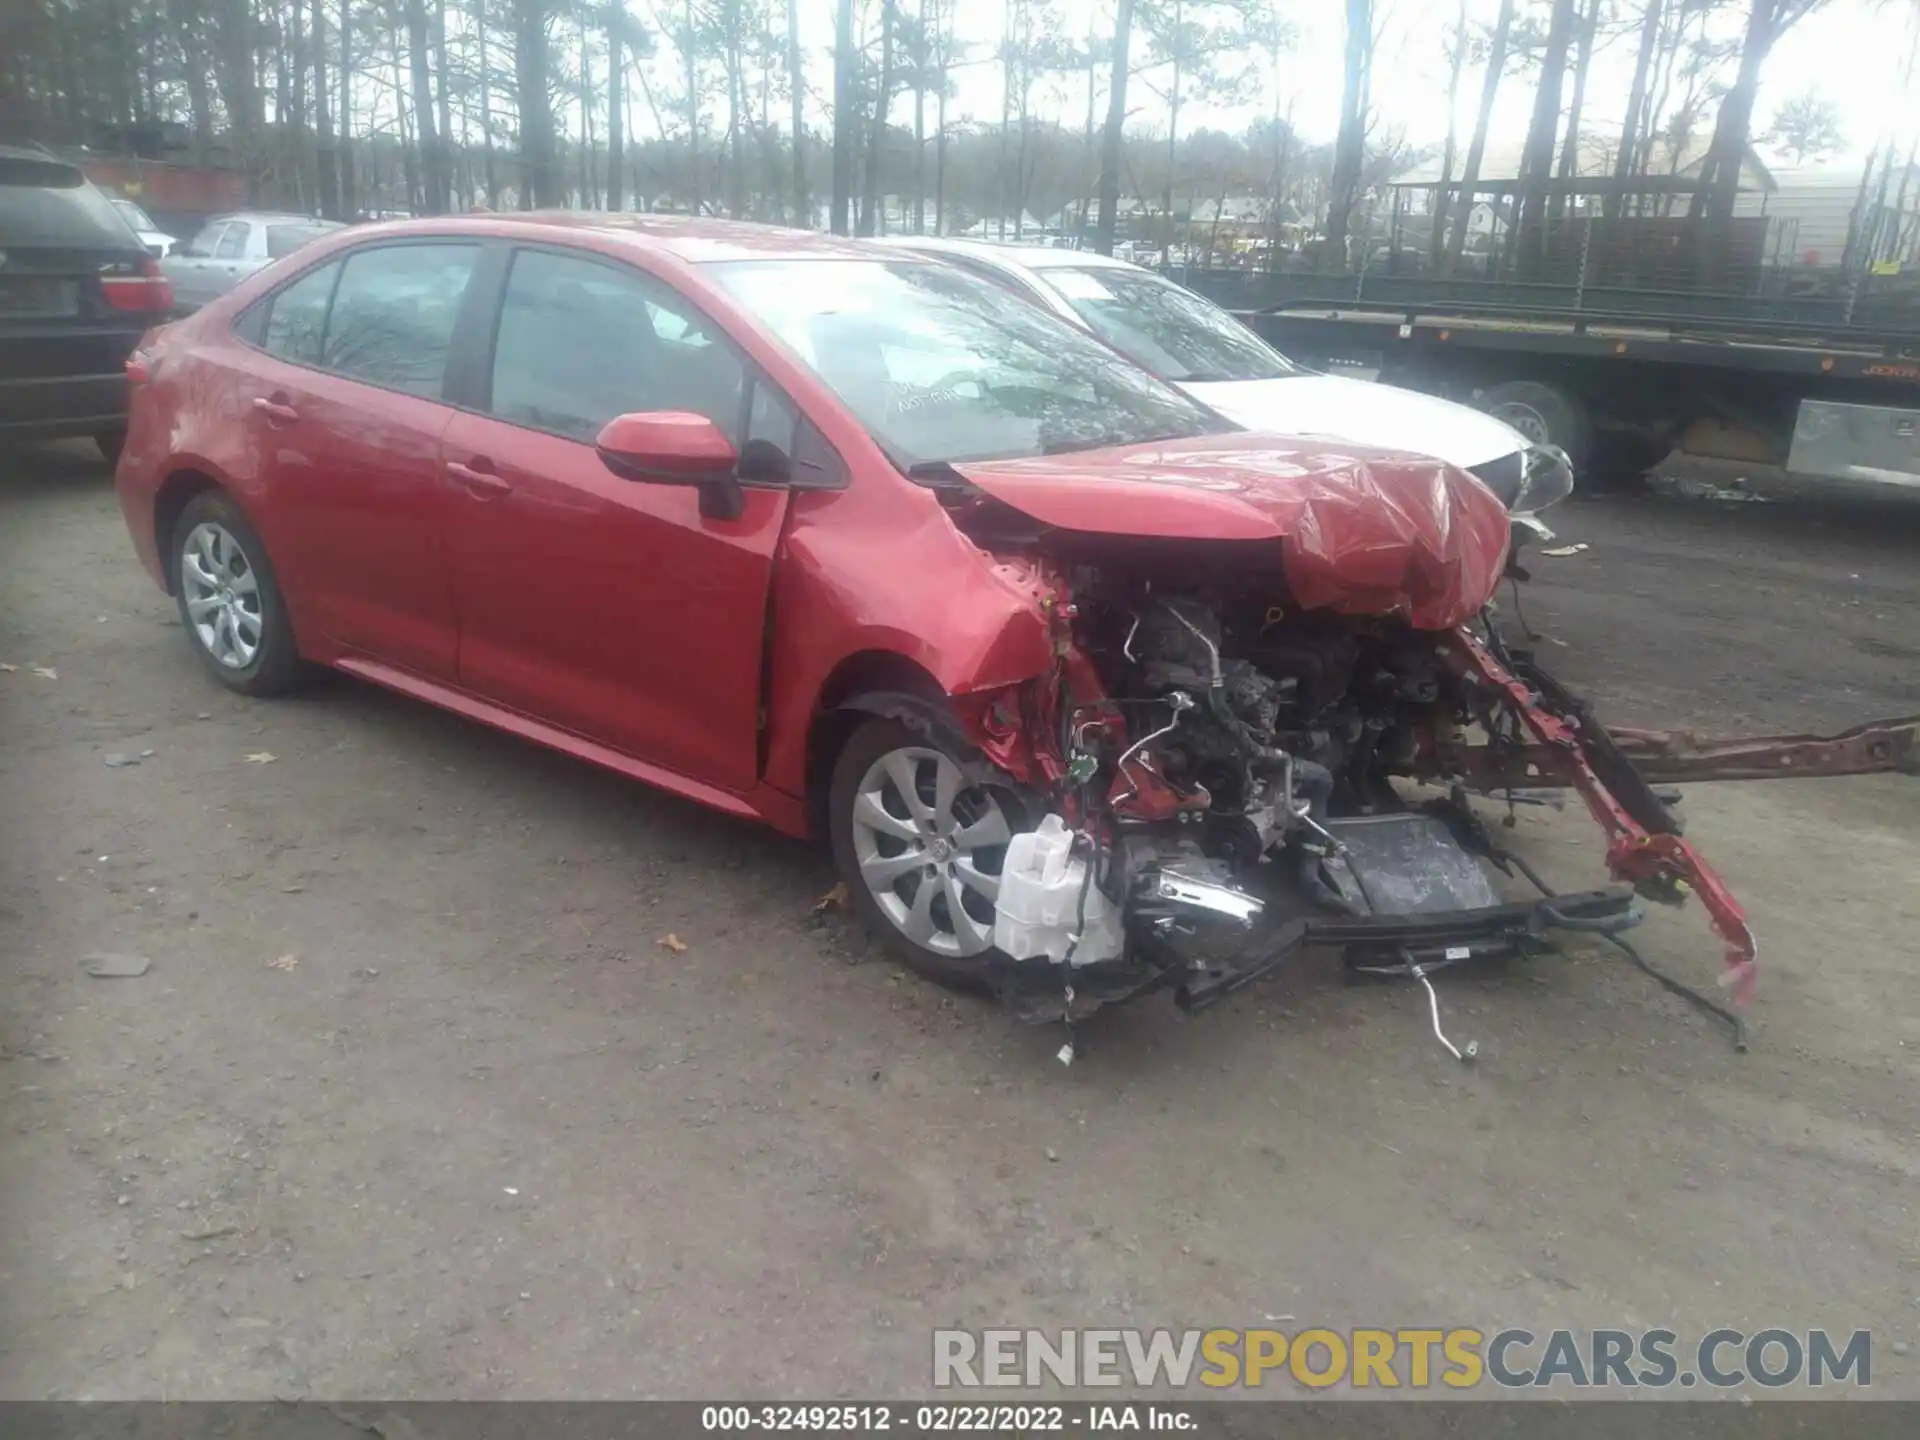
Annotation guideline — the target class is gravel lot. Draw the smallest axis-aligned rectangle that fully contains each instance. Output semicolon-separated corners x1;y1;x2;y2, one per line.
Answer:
2;444;1917;1401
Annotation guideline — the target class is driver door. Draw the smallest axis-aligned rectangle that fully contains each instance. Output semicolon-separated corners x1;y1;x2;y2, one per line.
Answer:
441;244;797;794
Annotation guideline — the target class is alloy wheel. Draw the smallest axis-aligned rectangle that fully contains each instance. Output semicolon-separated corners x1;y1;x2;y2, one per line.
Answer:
848;746;1015;958
180;521;264;670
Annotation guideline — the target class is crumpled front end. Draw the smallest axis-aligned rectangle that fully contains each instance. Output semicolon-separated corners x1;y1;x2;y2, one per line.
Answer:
955;432;1515;632
944;541;1757;1054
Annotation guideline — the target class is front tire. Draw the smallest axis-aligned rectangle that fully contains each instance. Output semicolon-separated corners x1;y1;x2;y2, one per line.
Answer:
172;490;304;696
827;716;1024;991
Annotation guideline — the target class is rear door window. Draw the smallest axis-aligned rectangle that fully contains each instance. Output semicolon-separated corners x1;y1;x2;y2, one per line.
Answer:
181;221;227;257
261;261;341;366
214;222;251;260
319;243;480;399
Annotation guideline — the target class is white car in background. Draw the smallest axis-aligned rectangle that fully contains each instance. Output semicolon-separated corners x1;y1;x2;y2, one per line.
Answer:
885;236;1574;526
108;196;176;257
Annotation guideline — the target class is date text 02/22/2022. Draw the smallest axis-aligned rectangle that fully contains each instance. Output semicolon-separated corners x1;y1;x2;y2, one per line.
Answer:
699;1404;1196;1432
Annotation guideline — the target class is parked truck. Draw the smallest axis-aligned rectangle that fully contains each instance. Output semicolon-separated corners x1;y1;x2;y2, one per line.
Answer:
1181;217;1920;493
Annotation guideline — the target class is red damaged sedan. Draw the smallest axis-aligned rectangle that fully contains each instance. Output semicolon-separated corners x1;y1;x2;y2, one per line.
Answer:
116;214;1791;1046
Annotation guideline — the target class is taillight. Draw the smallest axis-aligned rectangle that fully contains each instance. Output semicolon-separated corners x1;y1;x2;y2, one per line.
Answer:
100;257;174;314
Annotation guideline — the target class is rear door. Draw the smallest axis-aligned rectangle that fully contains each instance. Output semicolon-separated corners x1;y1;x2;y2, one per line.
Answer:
236;239;482;678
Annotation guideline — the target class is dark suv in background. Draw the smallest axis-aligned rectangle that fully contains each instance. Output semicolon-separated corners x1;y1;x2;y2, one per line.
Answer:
1;143;174;463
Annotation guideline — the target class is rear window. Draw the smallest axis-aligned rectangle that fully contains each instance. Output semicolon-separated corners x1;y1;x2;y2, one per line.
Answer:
268;224;337;259
320;242;480;398
0;157;140;250
110;197;159;232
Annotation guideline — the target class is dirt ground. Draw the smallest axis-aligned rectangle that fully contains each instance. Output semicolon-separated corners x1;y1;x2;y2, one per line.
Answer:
2;444;1917;1401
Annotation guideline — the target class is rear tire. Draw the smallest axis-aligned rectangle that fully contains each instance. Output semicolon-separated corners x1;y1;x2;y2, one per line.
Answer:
827;715;1026;992
171;490;304;696
95;428;126;468
1480;380;1592;474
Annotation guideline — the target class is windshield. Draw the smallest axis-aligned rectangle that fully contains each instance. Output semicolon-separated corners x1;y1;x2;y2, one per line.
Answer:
1042;266;1306;384
267;222;339;259
709;258;1228;467
111;197;158;232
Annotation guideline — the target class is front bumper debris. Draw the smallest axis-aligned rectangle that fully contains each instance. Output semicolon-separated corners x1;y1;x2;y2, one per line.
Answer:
1608;714;1920;783
1439;630;1760;1006
1169;886;1639;1014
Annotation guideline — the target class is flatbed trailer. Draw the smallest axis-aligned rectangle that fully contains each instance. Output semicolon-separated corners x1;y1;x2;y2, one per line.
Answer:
1181;270;1920;491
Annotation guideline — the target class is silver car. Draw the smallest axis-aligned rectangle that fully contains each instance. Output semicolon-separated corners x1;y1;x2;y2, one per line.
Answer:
162;211;344;311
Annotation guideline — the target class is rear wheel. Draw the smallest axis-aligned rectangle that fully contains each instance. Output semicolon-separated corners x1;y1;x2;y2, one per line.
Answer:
828;716;1024;991
1480;380;1592;474
172;490;304;696
95;427;126;468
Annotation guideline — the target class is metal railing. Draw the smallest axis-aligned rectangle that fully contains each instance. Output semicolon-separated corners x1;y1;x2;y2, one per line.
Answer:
1173;214;1920;346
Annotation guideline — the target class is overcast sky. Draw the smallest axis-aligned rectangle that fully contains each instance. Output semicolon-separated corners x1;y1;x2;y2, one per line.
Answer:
776;0;1911;170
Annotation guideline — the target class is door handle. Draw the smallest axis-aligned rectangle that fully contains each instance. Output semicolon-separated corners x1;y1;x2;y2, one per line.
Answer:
251;395;299;425
447;459;512;498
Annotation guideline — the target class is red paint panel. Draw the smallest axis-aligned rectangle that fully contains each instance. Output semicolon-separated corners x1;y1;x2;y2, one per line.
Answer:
957;432;1512;632
441;410;787;794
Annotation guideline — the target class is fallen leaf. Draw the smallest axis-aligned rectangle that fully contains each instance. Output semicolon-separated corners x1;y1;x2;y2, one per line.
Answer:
657;933;689;954
0;662;17;672
1539;543;1590;558
268;954;299;972
244;752;277;765
103;752;142;768
813;882;848;914
31;665;57;680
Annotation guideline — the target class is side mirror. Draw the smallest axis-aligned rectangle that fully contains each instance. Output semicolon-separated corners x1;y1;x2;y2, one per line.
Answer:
595;410;744;520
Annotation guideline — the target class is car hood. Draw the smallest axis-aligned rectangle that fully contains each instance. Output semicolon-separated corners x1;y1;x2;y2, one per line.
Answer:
954;433;1511;630
1180;373;1527;471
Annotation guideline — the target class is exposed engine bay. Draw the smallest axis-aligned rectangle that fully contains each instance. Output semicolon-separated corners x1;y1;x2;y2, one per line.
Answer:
948;546;1765;1057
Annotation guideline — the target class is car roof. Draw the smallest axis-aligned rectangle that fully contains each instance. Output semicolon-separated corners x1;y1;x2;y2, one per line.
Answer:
884;235;1143;275
332;211;923;264
0;144;86;183
211;211;340;225
0;142;75;165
